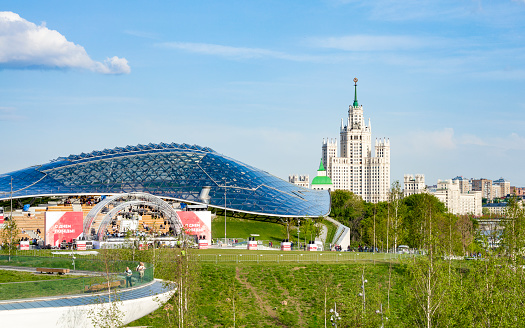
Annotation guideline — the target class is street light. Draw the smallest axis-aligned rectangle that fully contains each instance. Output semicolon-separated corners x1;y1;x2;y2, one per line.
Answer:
376;303;387;328
358;272;367;313
71;254;76;271
330;302;341;327
224;185;227;246
297;218;300;251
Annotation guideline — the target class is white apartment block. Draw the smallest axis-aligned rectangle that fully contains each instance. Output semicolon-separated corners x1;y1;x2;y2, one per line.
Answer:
493;178;510;199
288;175;310;189
404;174;426;197
452;176;471;193
321;78;390;203
432;179;482;216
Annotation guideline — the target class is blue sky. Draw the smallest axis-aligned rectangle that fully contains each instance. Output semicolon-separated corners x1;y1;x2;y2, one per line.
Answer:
1;1;525;187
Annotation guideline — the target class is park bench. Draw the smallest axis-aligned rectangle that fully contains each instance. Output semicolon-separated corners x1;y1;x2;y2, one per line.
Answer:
36;267;70;275
84;280;122;293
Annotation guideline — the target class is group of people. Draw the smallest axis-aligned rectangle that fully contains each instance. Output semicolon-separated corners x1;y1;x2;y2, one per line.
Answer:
124;262;146;288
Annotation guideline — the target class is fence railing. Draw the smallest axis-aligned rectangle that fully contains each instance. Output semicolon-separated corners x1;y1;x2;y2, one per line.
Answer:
0;255;154;301
191;252;413;264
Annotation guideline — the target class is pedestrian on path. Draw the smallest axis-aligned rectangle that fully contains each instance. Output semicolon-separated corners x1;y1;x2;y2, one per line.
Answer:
125;267;133;287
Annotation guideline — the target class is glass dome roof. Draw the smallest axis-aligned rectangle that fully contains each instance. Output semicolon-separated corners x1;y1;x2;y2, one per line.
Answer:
0;142;330;217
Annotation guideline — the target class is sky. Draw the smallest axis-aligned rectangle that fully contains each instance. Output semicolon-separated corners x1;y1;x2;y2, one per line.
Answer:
1;1;525;187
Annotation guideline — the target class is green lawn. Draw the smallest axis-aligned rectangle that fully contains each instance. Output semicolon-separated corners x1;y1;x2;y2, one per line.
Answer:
0;269;111;300
322;219;337;245
212;216;286;242
0;269;71;283
127;261;408;327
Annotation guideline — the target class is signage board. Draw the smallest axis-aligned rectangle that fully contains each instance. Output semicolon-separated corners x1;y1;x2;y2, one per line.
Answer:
20;240;30;250
281;242;291;251
76;241;87;250
176;211;212;241
247;240;258;250
198;239;209;249
45;212;84;247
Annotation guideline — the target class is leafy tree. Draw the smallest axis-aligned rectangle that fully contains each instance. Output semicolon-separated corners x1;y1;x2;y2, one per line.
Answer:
402;193;447;250
388;180;404;252
330;190;366;243
500;196;525;264
0;218;19;261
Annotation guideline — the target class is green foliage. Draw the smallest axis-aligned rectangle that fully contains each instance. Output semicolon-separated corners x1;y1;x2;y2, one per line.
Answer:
0;219;20;260
500;196;525;263
128;262;406;327
330;190;366;242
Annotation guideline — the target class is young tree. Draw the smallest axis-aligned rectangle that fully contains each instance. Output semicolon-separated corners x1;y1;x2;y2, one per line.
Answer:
500;196;525;265
88;247;125;328
155;235;199;327
0;218;20;261
388;181;404;252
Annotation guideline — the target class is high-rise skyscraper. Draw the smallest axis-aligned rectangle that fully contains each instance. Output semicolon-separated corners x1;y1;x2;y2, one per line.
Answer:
322;78;390;203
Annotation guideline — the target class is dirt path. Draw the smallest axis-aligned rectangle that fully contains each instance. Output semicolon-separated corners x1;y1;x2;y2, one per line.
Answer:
235;267;279;321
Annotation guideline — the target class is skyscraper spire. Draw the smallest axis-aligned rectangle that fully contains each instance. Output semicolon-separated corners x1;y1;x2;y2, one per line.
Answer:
353;77;359;107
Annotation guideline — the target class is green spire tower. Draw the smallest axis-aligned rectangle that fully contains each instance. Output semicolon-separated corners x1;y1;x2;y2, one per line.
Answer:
353;77;359;107
318;158;325;171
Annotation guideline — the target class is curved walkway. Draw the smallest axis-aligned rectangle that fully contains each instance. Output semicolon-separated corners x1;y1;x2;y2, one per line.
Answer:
0;279;173;311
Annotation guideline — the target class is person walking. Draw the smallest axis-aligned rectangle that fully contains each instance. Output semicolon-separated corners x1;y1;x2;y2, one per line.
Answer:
125;267;133;287
136;262;145;282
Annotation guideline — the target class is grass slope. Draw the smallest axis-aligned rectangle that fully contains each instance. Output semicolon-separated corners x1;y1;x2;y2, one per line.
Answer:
127;261;407;327
212;216;286;242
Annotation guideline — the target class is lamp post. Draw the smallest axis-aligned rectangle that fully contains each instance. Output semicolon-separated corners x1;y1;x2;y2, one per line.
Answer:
330;302;341;327
10;176;13;223
358;271;367;314
224;186;227;246
297;218;300;251
71;254;76;271
375;303;387;328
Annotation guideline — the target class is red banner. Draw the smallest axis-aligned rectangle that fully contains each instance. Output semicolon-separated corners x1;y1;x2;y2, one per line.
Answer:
177;211;211;241
45;212;84;247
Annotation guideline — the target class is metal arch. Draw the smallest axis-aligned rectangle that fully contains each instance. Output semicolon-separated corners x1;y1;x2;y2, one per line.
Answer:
83;194;124;235
96;200;183;240
83;192;183;240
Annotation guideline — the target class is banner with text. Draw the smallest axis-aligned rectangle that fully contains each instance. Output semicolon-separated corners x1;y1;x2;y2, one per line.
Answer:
176;211;211;241
45;211;84;247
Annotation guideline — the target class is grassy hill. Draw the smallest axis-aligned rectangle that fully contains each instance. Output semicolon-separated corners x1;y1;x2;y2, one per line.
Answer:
211;216;337;246
211;216;286;242
127;261;406;327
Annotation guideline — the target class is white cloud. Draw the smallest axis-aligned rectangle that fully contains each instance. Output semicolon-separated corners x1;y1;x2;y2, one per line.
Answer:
308;35;447;52
158;42;318;61
458;133;486;146
0;11;130;74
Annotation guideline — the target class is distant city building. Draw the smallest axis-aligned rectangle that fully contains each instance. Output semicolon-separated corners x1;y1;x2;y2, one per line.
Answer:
483;202;507;216
471;178;511;200
311;159;333;191
511;186;525;197
288;174;310;189
403;174;426;197
472;178;493;200
426;184;437;193
321;78;390;203
493;178;510;199
432;179;482;216
452;176;471;193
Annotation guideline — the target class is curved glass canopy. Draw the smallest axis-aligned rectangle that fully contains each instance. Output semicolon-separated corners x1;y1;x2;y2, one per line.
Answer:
0;142;330;217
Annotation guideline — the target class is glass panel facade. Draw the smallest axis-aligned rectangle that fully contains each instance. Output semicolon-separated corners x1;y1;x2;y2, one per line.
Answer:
0;143;330;217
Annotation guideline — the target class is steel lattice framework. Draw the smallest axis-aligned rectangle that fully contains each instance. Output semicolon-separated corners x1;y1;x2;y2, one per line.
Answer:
0;142;330;217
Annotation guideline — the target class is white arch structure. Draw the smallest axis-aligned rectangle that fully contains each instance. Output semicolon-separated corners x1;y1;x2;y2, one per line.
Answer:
83;192;183;240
